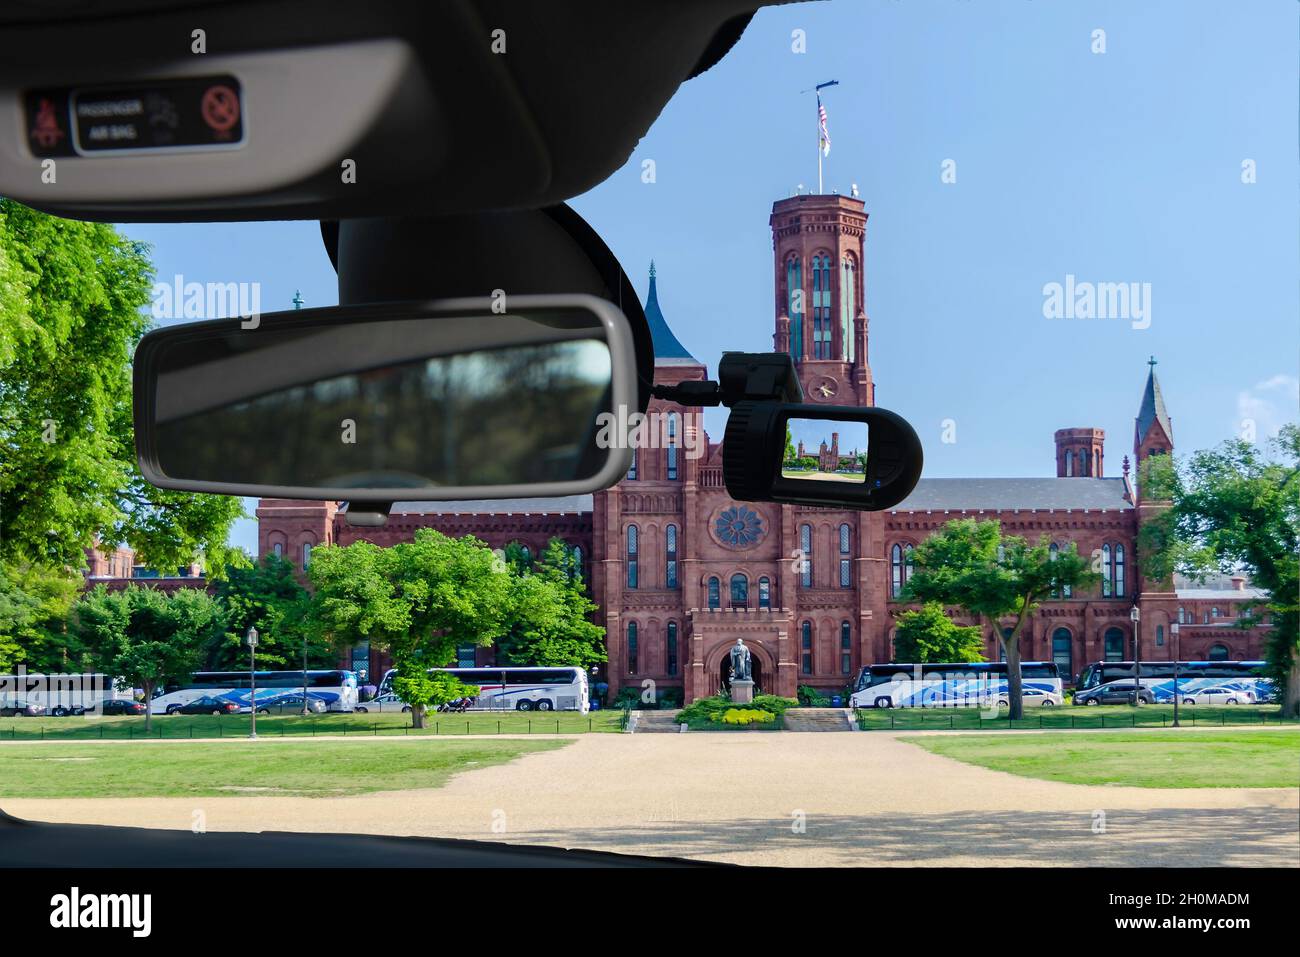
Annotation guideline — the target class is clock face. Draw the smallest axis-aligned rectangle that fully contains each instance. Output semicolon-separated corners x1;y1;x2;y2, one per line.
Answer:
812;376;838;400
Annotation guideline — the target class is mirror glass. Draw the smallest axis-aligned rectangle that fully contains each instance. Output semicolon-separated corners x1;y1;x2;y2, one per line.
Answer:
148;310;615;491
780;417;869;483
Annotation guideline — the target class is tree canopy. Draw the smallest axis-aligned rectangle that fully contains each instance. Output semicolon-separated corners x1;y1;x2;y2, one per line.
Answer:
0;200;243;576
1139;425;1300;714
903;518;1097;718
892;601;986;663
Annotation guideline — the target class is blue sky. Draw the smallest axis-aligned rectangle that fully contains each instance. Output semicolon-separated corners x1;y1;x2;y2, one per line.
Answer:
121;0;1299;555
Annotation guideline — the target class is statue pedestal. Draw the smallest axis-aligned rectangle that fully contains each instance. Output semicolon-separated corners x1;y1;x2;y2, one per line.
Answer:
730;679;755;705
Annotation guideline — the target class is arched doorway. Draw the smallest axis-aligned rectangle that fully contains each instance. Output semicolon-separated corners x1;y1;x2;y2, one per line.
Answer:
718;647;765;696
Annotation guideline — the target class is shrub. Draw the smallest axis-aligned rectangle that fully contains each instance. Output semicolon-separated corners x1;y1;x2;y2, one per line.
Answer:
676;693;795;725
721;708;775;725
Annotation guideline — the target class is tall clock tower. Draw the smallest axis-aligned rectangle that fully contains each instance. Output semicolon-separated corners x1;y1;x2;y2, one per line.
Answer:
770;192;874;407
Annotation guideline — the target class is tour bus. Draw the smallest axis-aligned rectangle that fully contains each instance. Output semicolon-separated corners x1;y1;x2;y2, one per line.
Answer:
849;661;1064;709
1074;660;1273;704
150;669;359;715
0;672;133;716
377;665;590;712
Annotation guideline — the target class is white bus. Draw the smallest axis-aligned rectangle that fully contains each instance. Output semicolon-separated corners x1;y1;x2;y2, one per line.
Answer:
150;669;359;715
1075;660;1273;704
377;666;589;712
0;672;133;716
849;661;1064;709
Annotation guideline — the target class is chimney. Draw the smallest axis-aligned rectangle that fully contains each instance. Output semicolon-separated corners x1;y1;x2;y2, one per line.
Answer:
1230;575;1246;592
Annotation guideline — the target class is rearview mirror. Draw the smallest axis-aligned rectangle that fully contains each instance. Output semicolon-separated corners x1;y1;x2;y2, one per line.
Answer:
133;296;638;507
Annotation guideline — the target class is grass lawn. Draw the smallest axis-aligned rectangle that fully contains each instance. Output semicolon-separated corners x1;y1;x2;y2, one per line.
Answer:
904;729;1300;788
0;738;570;799
0;709;622;742
856;703;1295;732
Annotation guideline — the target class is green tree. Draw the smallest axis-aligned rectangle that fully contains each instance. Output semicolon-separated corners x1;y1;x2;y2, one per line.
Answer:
0;200;243;575
210;555;324;672
307;529;512;727
0;562;81;673
1139;425;1300;716
783;425;796;465
892;601;986;663
392;667;480;716
72;584;225;731
903;519;1097;719
496;538;607;668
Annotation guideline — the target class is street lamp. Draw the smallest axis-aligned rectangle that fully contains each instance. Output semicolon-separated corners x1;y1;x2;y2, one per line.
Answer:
1171;622;1181;727
246;626;259;739
1129;605;1142;707
301;632;310;717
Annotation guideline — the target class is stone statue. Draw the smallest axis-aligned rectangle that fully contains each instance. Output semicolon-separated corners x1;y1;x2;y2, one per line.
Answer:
729;638;752;683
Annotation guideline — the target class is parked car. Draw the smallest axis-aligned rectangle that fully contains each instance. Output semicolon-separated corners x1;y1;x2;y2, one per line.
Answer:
166;696;241;716
258;694;329;715
1022;687;1062;707
0;700;45;717
353;693;410;714
1179;686;1254;706
1074;684;1155;706
96;699;148;716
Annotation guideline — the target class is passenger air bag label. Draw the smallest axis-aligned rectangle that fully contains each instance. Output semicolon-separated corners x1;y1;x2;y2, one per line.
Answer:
25;75;245;157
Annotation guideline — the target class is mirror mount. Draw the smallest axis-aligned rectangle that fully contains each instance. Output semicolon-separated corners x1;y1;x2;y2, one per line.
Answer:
342;502;392;527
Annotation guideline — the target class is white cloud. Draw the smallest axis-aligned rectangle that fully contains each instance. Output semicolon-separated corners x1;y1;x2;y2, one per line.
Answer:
1235;374;1299;441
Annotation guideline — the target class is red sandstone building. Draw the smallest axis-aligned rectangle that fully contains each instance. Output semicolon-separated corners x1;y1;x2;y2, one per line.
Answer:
254;192;1269;700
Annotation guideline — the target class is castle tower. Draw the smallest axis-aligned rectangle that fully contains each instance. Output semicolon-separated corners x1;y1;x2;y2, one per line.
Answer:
1134;355;1174;475
769;193;873;406
1054;428;1105;477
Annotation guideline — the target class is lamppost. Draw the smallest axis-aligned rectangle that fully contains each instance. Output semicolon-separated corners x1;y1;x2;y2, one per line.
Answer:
246;626;259;739
1130;605;1142;706
1171;622;1181;727
301;632;310;717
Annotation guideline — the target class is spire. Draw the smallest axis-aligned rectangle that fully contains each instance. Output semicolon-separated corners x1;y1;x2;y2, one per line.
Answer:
1135;355;1173;447
643;261;696;363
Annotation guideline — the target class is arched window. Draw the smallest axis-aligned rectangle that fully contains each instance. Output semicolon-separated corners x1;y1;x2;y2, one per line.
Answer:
626;621;638;674
1065;453;1074;477
1078;449;1088;477
1094;449;1101;476
627;447;638;480
1103;627;1125;662
1052;627;1073;681
811;254;833;359
840;621;852;675
786;257;803;358
1177;606;1185;624
666;413;679;481
1208;643;1230;661
302;543;312;568
799;524;813;587
730;573;748;608
707;576;720;610
1113;545;1125;598
1048;542;1073;598
570;545;583;580
665;524;678;589
758;577;771;609
891;543;904;598
838;523;852;588
626;525;638;589
801;621;813;674
272;542;283;558
1210;606;1220;620
1101;544;1112;597
666;622;678;676
1155;624;1165;647
840;254;857;362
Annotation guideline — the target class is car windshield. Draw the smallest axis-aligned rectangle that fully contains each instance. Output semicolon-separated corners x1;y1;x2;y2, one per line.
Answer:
0;0;1295;906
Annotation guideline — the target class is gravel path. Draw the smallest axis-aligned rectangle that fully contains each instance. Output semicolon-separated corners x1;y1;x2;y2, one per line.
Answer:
3;733;1296;867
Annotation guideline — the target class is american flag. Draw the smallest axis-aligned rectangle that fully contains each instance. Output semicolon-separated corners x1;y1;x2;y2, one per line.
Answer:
818;95;831;156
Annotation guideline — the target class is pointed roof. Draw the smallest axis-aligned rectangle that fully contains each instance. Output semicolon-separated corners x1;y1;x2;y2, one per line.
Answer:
1135;356;1173;444
643;261;697;364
